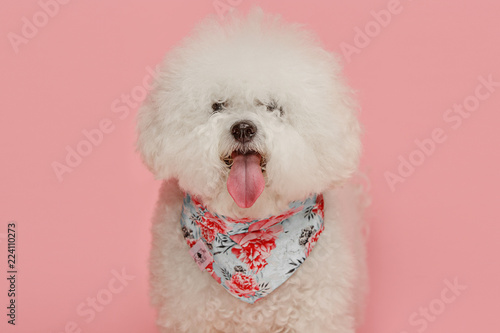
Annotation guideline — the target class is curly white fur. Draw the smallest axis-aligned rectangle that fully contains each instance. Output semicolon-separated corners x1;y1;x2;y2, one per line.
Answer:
137;8;367;333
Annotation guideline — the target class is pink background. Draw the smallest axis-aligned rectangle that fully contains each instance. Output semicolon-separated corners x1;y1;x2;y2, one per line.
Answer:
1;0;499;332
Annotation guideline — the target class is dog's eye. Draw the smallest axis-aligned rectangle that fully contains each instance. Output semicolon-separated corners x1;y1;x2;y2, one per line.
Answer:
256;99;284;116
212;101;226;113
266;101;284;116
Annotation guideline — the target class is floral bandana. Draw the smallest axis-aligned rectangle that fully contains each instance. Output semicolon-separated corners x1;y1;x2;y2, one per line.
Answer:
180;193;325;304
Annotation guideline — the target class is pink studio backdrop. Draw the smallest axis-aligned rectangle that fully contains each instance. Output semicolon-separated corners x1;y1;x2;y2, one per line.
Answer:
1;0;499;332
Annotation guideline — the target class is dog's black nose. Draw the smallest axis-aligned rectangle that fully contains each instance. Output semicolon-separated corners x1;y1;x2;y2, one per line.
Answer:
231;120;257;144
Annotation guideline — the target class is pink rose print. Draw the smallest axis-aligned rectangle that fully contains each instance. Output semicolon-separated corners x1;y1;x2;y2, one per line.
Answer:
191;196;204;207
225;272;259;298
225;215;255;224
247;207;302;232
196;211;229;243
230;225;283;273
312;194;324;218
186;238;197;248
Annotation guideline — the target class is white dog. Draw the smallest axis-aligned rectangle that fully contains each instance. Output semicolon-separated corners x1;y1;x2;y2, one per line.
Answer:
137;8;367;333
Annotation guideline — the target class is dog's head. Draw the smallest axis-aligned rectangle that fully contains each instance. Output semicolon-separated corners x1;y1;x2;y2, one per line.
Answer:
137;9;361;214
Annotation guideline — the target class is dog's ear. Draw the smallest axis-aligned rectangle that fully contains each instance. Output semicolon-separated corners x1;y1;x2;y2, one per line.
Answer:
316;52;363;188
136;81;175;180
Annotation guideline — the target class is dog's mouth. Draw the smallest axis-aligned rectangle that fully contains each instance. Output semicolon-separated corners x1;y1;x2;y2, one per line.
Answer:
222;150;267;172
222;149;267;209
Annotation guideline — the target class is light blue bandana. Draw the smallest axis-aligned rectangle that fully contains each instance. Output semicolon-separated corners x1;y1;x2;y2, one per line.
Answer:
180;193;325;304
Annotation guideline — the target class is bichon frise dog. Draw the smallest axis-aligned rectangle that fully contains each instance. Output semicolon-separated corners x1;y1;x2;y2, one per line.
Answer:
137;8;367;333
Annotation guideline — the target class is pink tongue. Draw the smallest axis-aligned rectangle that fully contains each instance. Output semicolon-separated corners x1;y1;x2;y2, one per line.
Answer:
227;153;265;208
